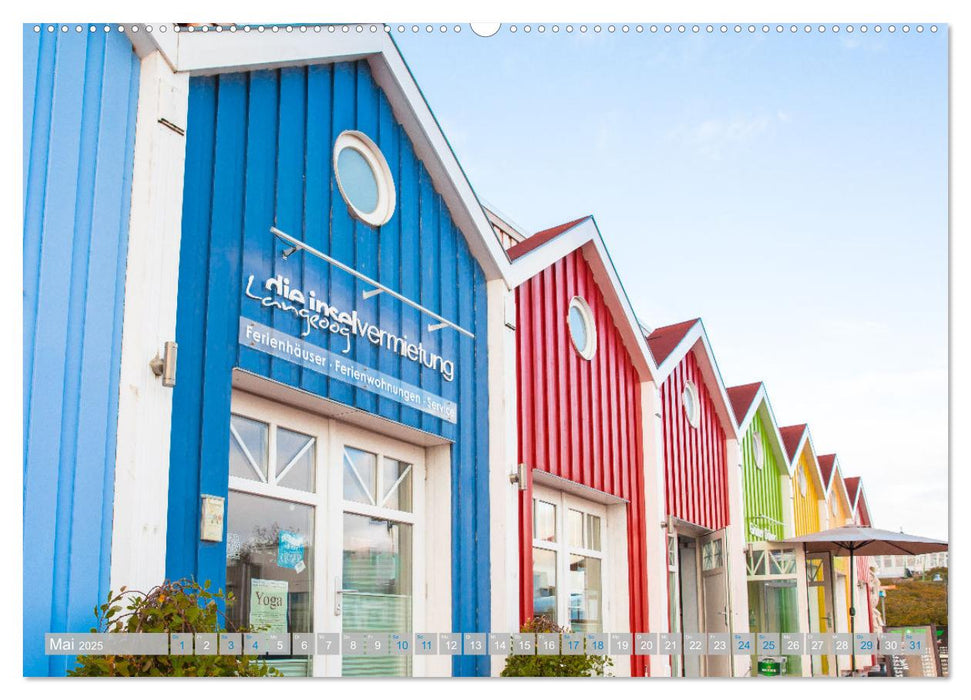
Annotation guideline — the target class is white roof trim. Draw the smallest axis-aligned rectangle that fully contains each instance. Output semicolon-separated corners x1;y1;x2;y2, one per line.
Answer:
483;205;527;243
736;386;792;478
128;24;512;284
853;481;873;525
650;321;738;439
790;428;827;496
824;458;853;516
505;217;658;382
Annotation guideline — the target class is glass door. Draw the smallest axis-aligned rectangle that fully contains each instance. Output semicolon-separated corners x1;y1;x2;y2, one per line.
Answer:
700;529;730;677
330;422;425;678
225;396;325;677
530;485;607;633
226;391;425;677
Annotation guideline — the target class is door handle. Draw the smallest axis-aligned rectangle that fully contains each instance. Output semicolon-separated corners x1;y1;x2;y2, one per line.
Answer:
335;577;359;616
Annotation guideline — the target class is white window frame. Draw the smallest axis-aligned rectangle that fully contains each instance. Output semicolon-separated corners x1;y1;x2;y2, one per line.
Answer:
531;484;608;632
567;296;597;360
333;130;396;227
228;390;428;677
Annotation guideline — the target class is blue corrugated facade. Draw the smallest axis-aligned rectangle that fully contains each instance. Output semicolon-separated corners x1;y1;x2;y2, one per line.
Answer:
22;25;140;675
167;60;491;676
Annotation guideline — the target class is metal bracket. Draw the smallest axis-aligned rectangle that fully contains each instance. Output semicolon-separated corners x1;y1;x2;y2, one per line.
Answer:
509;463;527;490
270;226;474;339
157;117;185;136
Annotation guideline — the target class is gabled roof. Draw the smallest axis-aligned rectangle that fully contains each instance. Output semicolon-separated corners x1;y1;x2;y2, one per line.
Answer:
501;214;658;381
779;423;827;495
819;455;853;523
848;477;873;526
726;381;791;476
779;424;808;463
727;382;762;427
817;454;837;489
646;320;699;366
641;318;738;439
129;24;514;285
507;216;591;261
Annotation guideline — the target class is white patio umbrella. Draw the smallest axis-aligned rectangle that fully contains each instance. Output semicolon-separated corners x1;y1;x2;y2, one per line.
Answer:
775;526;948;674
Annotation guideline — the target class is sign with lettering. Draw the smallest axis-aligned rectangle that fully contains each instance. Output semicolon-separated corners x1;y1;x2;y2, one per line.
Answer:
244;273;454;382
249;578;288;634
240;318;457;423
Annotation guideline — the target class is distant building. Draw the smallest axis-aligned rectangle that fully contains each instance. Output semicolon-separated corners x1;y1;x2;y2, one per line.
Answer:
874;552;948;579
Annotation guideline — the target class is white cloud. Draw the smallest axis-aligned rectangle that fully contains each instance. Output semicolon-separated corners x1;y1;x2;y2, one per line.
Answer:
667;111;784;159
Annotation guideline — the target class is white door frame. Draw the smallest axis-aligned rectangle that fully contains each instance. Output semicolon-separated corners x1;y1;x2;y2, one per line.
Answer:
229;390;430;677
531;484;610;633
700;528;731;677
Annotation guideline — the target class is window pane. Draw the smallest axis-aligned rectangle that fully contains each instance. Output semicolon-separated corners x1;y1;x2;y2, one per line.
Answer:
342;512;412;677
683;385;696;424
276;427;315;492
225;491;314;675
337;146;379;215
532;547;557;623
702;538;723;571
569;555;602;633
344;447;376;505
585;514;602;551
533;500;557;542
568;305;588;351
769;550;797;576
229;415;268;482
568;509;583;548
381;458;412;512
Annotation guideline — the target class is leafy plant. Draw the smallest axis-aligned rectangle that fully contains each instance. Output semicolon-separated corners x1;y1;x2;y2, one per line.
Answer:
69;578;281;677
500;615;612;677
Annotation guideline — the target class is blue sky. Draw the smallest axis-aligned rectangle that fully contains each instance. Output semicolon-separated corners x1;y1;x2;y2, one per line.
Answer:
397;26;948;539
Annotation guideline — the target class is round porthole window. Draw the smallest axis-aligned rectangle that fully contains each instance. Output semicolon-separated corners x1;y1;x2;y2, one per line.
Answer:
567;296;597;360
798;466;808;497
752;427;764;469
333;130;395;227
682;381;700;428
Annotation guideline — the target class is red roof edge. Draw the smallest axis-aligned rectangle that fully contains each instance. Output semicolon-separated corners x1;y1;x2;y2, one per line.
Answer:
845;476;861;504
506;215;592;261
726;382;763;426
817;454;837;487
779;424;808;461
645;318;700;366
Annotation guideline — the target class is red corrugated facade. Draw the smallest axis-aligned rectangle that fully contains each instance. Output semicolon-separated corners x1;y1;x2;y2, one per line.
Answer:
515;248;650;676
660;351;730;530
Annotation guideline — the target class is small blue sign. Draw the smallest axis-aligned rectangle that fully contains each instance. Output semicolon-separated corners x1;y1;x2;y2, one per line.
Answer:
277;531;304;570
239;318;458;423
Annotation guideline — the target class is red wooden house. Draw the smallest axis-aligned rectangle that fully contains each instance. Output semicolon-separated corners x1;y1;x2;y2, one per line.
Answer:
643;318;746;677
500;214;659;676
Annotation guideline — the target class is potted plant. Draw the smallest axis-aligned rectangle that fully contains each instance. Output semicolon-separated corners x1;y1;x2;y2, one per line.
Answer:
500;615;612;677
69;578;280;676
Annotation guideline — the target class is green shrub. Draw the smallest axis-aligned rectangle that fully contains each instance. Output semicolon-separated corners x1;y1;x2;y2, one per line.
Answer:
500;616;612;677
69;578;280;677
